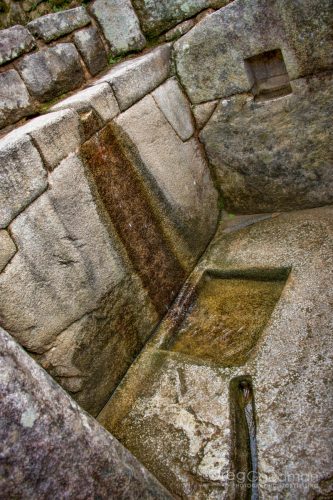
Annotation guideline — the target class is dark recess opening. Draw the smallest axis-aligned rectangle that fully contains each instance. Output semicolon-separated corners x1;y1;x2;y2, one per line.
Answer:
245;49;292;101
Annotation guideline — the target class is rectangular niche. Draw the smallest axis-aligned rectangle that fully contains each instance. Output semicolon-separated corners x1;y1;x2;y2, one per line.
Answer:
164;268;289;366
245;49;292;101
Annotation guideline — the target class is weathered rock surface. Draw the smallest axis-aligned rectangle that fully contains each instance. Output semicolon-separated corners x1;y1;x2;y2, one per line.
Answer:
27;7;90;42
94;44;172;111
0;69;33;128
90;0;146;56
192;100;218;129
0;326;173;499
0;25;35;65
73;25;107;76
0;230;16;272
132;0;229;36
0;133;47;228
115;94;218;262
100;206;333;499
0;154;124;352
51;83;119;122
174;0;333;103
16;43;84;102
200;74;333;213
161;18;195;42
152;77;194;141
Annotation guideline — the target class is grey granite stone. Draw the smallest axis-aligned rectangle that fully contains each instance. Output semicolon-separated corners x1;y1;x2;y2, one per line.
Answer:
90;0;146;56
0;326;173;499
0;230;16;272
161;18;195;42
94;44;172;111
0;24;35;66
73;25;107;76
16;43;85;102
0;133;47;228
0;69;33;128
27;6;91;42
192;100;218;129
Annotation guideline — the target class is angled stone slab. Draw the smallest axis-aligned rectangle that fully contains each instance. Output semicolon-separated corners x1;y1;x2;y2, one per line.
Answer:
192;100;218;129
0;25;36;66
0;230;16;272
73;25;107;76
0;133;47;228
0;69;33;129
27;7;91;42
93;44;172;111
90;0;146;56
16;43;85;102
52;83;119;122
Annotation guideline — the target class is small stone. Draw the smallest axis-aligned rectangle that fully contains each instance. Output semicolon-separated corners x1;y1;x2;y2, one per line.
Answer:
73;26;107;76
16;43;85;102
0;133;47;228
0;230;16;272
0;25;36;65
152;77;194;141
51;83;119;122
27;7;90;42
90;0;146;56
161;19;195;42
192;100;218;129
0;69;33;128
94;44;172;111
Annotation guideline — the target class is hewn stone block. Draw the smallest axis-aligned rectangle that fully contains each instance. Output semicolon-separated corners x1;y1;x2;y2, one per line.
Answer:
94;44;172;111
0;25;35;65
16;43;85;102
27;7;90;42
192;100;218;129
0;69;33;128
51;83;119;122
90;0;146;56
0;134;47;228
0;230;16;272
152;77;194;141
73;26;107;76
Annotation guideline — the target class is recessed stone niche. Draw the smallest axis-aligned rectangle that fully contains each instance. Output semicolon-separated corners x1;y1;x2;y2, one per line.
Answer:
245;49;292;100
165;269;289;366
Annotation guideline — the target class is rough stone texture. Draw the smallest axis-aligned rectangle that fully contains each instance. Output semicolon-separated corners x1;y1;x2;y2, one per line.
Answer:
132;0;229;37
100;206;333;499
0;326;173;499
51;83;119;122
6;109;82;171
0;69;33;128
192;100;218;129
0;25;35;65
200;73;333;213
73;25;107;76
160;18;195;42
16;43;85;102
174;0;333;103
90;0;146;56
27;7;90;42
115;94;219;263
0;154;124;352
0;230;16;272
0;133;47;228
94;44;172;111
152;77;194;141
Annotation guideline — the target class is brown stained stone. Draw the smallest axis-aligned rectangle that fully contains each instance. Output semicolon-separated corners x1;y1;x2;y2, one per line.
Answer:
80;124;186;316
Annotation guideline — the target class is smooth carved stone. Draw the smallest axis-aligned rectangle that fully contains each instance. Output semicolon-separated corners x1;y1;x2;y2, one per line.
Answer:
131;0;229;36
0;25;36;65
0;133;47;228
51;83;120;122
27;7;90;42
90;0;146;56
0;327;173;499
0;230;16;272
192;100;218;129
174;0;333;103
94;44;172;111
73;25;107;76
0;154;125;352
152;77;194;141
16;43;85;102
200;74;333;213
115;94;219;262
0;69;33;128
6;109;82;171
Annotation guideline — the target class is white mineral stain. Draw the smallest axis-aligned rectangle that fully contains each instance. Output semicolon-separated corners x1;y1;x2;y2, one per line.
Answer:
20;408;38;428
